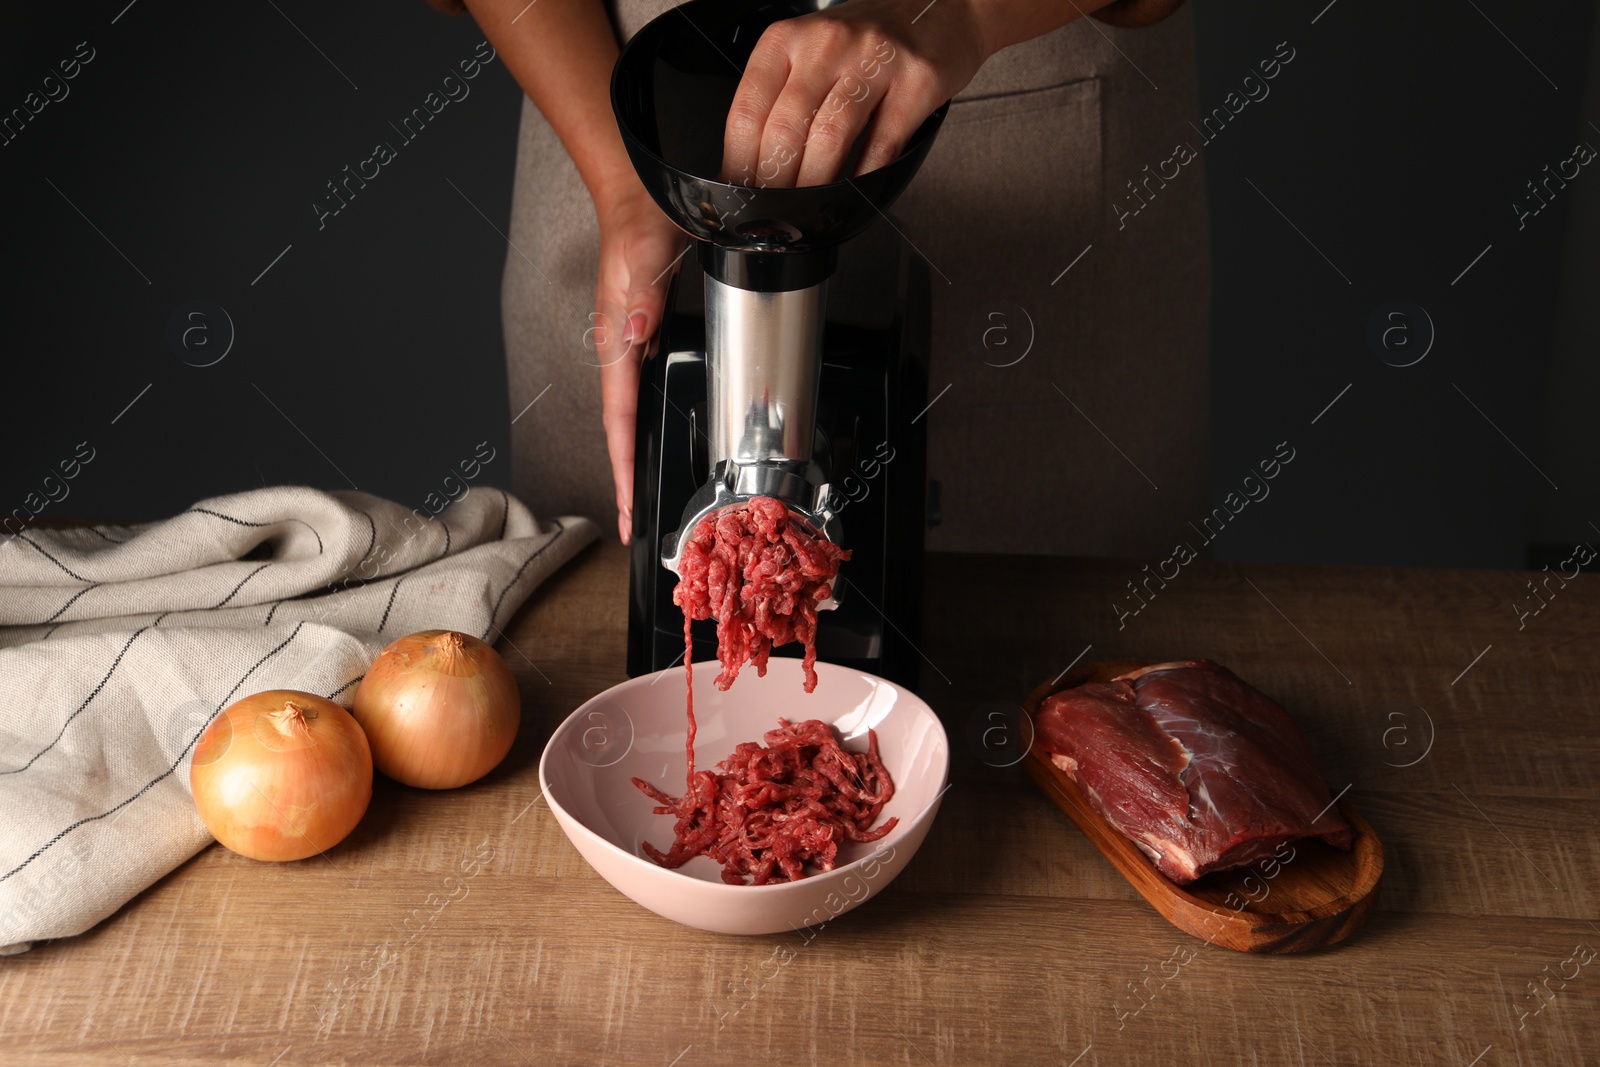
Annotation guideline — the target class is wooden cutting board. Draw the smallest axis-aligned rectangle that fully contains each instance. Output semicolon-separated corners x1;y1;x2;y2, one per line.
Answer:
1021;660;1383;953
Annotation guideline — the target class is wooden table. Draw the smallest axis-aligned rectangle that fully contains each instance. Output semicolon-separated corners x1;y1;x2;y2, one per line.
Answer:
6;542;1597;1065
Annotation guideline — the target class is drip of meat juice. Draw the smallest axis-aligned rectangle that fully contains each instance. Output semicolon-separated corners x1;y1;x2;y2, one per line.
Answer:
682;604;696;789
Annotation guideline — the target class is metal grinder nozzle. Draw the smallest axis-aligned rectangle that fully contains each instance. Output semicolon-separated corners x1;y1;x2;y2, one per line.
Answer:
659;460;843;612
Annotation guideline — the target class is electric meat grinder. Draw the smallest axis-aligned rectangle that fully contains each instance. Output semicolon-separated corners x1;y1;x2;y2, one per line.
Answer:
614;0;947;690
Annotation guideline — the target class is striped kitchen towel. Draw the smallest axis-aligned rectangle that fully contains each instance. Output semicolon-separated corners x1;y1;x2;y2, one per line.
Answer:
0;485;597;955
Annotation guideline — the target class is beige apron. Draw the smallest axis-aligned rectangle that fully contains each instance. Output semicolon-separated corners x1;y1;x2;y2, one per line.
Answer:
501;1;1209;556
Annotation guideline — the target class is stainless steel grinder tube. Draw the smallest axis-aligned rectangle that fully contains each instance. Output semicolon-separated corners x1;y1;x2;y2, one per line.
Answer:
703;273;826;472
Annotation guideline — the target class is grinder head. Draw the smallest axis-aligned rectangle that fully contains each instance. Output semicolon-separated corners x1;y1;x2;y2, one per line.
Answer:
660;461;844;611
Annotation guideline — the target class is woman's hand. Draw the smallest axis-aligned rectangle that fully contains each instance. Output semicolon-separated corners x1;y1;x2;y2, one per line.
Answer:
592;185;690;544
720;0;996;188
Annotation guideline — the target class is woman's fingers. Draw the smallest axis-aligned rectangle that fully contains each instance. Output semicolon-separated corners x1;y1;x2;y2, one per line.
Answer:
722;2;988;188
721;28;791;184
752;68;836;189
593;246;640;544
853;54;947;175
728;19;881;189
793;72;882;188
598;336;641;543
594;199;689;544
722;19;923;188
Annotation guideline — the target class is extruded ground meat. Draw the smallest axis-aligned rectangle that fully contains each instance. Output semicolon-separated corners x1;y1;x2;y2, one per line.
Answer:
634;501;885;883
633;718;897;885
672;495;850;694
1036;660;1353;883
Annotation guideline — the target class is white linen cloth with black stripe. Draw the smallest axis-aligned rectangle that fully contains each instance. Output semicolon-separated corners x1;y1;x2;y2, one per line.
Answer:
0;485;597;955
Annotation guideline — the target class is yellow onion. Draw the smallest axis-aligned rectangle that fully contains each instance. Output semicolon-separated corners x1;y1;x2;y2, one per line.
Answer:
352;630;520;789
190;690;373;861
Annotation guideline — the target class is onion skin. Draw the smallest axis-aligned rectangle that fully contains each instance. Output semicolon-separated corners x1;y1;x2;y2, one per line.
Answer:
352;630;521;789
190;690;373;862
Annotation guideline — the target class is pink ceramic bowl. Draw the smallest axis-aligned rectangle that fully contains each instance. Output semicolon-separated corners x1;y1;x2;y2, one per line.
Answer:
539;658;949;935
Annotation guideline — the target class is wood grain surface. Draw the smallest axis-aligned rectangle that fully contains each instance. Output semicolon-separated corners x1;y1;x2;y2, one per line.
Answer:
4;542;1598;1066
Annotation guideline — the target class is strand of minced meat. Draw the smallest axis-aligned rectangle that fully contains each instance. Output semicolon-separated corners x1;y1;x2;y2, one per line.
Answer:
633;718;898;885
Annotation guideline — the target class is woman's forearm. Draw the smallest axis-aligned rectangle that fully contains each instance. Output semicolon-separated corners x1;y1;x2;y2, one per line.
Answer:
464;0;640;210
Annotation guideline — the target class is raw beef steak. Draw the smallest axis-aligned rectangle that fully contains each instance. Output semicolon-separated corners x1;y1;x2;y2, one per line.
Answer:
1035;660;1353;883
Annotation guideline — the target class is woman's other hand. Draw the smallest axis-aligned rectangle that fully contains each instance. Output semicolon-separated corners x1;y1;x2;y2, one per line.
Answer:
720;0;995;188
593;186;689;544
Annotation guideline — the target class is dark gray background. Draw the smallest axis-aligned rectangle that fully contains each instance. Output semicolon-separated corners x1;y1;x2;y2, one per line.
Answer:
2;0;1595;569
1197;0;1599;569
0;2;524;524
